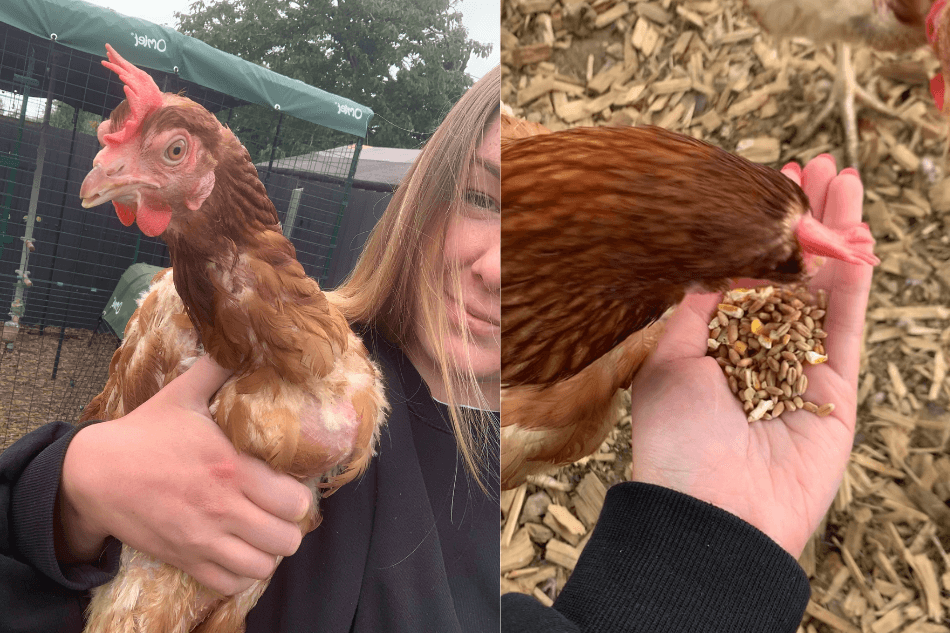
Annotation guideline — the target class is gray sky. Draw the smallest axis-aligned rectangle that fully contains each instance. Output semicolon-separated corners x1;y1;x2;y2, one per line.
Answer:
80;0;499;80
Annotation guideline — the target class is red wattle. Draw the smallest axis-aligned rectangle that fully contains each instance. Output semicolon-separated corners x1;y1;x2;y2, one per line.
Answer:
927;0;947;110
113;201;135;226
931;73;945;111
136;201;173;237
795;214;879;267
928;0;947;43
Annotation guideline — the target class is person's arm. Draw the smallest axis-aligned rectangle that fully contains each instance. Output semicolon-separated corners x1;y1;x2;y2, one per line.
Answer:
0;421;115;633
502;155;872;632
502;482;810;633
628;155;871;558
54;355;314;597
0;353;314;632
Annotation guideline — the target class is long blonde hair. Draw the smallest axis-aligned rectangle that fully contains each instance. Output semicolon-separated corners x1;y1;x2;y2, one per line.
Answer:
329;67;501;490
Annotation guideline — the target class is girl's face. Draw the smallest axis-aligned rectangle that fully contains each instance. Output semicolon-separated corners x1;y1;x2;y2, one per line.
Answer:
413;117;501;404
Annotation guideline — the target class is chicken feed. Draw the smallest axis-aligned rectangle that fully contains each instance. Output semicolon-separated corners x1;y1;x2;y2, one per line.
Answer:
707;285;836;422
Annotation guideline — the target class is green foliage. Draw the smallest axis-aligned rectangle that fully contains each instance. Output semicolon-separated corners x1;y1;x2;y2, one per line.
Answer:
214;103;355;167
176;0;492;150
48;102;101;135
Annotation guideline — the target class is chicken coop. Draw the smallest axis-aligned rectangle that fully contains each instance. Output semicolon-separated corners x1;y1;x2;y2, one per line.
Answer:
0;0;383;448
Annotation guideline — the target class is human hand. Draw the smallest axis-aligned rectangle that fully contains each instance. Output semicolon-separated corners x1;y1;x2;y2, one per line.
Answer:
57;355;312;596
628;154;873;557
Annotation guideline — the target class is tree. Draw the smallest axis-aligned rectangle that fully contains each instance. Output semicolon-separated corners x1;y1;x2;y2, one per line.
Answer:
176;0;492;150
48;102;101;135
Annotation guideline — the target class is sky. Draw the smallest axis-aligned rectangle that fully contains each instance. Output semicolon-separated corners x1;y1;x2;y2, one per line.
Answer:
79;0;499;80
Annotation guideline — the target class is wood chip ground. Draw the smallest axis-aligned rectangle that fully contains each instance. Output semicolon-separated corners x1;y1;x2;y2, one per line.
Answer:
501;0;950;630
0;326;117;451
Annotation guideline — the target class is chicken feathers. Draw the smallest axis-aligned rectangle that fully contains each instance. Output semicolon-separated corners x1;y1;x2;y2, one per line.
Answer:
504;124;819;387
744;0;932;51
79;45;387;633
500;117;877;489
500;114;668;489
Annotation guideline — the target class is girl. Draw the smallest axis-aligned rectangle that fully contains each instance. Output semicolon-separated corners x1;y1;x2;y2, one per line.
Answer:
0;67;501;633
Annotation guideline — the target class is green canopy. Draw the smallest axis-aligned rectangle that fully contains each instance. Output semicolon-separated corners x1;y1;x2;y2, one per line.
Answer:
0;0;373;137
102;263;165;339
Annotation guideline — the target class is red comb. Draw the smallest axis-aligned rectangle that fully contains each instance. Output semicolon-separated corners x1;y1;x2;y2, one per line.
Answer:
928;0;948;110
927;0;946;43
101;44;164;146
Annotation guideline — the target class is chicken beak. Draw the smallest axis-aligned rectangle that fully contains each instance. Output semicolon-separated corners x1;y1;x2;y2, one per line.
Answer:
79;163;114;209
80;146;153;209
79;161;147;213
79;159;149;227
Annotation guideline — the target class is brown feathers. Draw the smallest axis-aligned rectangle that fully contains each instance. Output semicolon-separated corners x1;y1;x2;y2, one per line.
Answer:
744;0;930;52
500;113;552;142
80;56;388;632
885;0;932;30
502;124;810;387
501;324;664;489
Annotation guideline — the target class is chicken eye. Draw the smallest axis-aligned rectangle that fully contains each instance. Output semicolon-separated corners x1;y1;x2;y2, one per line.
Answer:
163;138;188;164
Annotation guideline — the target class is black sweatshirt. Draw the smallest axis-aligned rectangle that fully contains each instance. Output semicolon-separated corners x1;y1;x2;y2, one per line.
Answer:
0;330;499;633
501;482;812;632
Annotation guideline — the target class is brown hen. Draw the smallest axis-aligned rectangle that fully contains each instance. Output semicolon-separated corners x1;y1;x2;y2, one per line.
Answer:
500;119;878;489
77;45;387;632
745;0;931;50
744;0;941;166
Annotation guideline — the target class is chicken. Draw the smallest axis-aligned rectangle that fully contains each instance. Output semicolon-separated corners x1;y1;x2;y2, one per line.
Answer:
929;0;950;110
500;113;552;141
501;323;663;489
746;0;931;50
498;112;662;489
500;120;879;489
77;45;387;633
744;0;937;166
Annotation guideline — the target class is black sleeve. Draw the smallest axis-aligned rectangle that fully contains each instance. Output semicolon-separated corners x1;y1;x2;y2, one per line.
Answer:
502;482;810;633
0;421;122;633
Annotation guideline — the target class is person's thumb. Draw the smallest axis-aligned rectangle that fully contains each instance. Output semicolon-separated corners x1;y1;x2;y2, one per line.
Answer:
164;354;232;408
651;293;721;363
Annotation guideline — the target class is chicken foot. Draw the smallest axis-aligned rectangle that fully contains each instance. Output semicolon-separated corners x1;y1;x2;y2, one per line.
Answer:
795;42;907;168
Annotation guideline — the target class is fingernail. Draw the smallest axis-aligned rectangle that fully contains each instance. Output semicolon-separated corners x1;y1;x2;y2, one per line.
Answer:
840;167;860;178
296;497;310;522
782;162;802;177
817;153;836;165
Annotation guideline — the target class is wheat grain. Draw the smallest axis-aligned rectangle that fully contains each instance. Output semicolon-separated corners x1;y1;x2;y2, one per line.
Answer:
706;285;836;423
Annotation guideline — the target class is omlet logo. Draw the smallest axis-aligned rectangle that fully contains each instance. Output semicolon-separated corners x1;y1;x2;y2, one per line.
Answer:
131;32;167;52
337;103;363;119
111;298;123;314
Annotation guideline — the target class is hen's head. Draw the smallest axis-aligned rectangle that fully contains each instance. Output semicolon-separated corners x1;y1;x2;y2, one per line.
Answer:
80;45;222;237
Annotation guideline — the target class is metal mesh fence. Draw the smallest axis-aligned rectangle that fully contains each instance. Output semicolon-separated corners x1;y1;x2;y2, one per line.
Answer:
0;22;370;443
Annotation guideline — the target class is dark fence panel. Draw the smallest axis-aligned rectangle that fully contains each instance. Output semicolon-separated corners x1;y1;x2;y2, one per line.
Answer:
0;21;392;439
0;119;170;330
0;119;391;332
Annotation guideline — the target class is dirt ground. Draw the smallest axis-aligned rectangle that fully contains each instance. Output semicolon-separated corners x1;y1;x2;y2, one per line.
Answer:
0;325;117;451
500;0;950;630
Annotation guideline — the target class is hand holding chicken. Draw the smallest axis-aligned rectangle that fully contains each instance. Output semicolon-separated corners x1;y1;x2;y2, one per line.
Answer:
59;356;312;598
73;45;387;632
629;155;872;558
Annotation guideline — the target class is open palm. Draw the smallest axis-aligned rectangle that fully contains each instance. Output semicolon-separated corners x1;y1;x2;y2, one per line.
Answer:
629;155;873;557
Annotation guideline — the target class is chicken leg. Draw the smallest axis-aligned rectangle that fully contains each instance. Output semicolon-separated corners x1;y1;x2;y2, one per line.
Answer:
795;42;909;168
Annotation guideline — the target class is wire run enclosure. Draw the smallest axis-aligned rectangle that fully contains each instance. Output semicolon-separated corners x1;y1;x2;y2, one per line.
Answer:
0;2;376;446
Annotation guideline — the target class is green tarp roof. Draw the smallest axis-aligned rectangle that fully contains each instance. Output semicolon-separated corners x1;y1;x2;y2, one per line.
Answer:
0;0;373;137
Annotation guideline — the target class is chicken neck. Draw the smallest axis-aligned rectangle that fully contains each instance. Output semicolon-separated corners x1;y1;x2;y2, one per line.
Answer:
161;152;347;381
